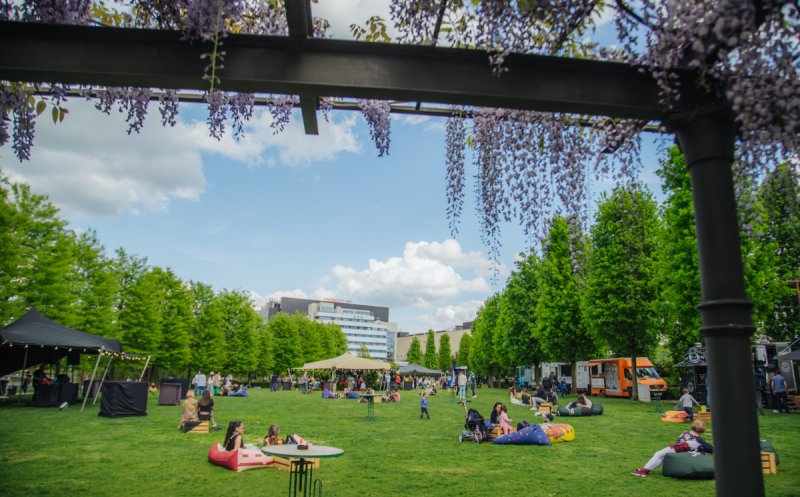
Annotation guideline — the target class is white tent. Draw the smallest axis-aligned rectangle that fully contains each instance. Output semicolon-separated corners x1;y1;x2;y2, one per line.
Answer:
295;352;391;371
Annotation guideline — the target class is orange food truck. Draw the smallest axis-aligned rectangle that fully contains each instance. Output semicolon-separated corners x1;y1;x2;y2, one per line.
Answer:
586;357;667;398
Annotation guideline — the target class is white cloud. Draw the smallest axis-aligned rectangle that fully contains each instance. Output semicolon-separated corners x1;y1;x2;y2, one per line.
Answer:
1;99;361;217
251;239;498;330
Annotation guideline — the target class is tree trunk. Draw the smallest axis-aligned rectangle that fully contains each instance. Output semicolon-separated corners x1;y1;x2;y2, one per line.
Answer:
631;354;639;400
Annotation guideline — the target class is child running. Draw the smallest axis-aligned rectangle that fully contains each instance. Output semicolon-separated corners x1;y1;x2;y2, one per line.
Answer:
677;387;702;421
632;420;714;477
420;391;430;420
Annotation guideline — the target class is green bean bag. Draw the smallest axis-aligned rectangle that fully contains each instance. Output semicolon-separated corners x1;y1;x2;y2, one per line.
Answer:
591;403;604;415
662;452;715;480
556;403;603;417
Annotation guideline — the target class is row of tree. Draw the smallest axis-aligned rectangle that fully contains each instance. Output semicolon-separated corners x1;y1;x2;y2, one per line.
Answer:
466;149;799;392
0;177;347;379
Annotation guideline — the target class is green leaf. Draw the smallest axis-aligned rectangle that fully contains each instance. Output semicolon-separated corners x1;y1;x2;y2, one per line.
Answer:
36;100;46;116
59;108;68;123
52;106;59;124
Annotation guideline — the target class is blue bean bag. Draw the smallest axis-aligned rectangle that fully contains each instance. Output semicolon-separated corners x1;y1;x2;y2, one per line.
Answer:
492;425;551;445
229;387;248;397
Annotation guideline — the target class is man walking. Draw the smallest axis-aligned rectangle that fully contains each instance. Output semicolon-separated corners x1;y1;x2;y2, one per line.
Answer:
457;371;467;399
771;370;789;413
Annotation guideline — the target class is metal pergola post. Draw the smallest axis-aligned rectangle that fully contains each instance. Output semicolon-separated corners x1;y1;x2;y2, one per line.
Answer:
92;355;114;406
675;112;764;497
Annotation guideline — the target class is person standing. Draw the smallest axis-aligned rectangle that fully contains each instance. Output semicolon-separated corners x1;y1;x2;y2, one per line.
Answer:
771;371;789;413
457;371;467;398
420;391;430;420
301;373;309;394
195;371;207;395
469;372;477;398
271;372;278;392
753;367;766;416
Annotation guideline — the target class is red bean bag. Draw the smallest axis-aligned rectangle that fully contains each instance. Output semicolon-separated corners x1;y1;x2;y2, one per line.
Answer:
208;443;273;472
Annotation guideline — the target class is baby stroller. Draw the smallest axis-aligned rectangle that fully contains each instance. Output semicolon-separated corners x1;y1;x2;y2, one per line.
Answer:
459;408;489;443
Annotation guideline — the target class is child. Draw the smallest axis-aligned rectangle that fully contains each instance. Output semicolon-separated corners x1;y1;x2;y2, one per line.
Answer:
263;424;284;446
499;404;513;434
632;420;714;477
678;387;701;421
420;391;430;420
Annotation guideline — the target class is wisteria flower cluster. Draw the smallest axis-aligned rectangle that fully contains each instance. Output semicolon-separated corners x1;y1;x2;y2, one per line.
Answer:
357;99;391;157
2;0;92;25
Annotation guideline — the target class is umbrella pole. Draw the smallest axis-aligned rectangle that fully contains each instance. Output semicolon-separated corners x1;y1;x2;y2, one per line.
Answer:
81;353;103;412
93;355;114;406
138;355;151;382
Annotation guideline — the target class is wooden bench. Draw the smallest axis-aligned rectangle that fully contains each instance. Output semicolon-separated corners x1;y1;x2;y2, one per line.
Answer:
761;452;777;475
187;421;209;434
538;402;553;415
694;412;712;424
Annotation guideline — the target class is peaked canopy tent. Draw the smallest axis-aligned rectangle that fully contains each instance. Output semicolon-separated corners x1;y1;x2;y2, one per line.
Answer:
0;307;121;377
296;353;391;372
398;363;443;376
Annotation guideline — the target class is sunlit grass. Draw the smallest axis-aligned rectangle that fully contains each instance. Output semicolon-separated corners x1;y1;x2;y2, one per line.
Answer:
0;388;796;497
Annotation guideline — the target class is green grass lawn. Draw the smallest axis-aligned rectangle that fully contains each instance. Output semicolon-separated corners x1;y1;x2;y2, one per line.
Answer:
0;388;796;497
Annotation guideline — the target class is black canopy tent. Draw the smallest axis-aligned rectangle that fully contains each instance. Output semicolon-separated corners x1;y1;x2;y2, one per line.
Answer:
0;308;126;410
398;363;444;376
0;307;121;376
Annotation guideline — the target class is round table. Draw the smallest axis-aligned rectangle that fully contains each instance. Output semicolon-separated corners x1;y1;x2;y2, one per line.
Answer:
262;444;343;497
360;393;380;420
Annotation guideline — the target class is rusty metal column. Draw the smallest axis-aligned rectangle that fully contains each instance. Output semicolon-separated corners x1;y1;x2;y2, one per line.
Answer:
675;112;763;497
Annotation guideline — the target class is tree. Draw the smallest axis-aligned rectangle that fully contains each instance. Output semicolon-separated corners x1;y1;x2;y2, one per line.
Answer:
119;267;163;358
654;147;703;364
423;329;438;369
456;333;471;367
267;312;302;374
255;321;274;377
154;268;193;373
217;290;259;377
536;217;597;384
498;252;545;379
438;333;452;372
756;162;800;342
406;336;422;364
470;294;502;386
70;231;118;338
584;186;660;399
188;281;225;372
357;343;372;358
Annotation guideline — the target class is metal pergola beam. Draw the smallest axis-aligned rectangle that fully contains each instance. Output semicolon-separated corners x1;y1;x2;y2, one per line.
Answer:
0;21;711;123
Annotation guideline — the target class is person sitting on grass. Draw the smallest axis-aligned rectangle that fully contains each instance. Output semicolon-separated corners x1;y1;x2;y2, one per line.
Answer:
263;424;284;446
566;394;593;415
197;390;220;430
224;420;246;451
345;388;361;399
382;389;401;403
632;419;714;477
322;387;341;398
178;390;200;432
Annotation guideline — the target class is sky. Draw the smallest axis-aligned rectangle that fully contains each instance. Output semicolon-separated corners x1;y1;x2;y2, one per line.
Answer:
0;1;669;334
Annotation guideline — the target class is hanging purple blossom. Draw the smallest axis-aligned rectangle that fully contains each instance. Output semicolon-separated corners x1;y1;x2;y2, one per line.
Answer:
19;0;91;25
445;110;466;236
266;94;296;134
204;89;228;140
357;99;391;156
183;0;245;42
158;89;179;127
228;92;254;140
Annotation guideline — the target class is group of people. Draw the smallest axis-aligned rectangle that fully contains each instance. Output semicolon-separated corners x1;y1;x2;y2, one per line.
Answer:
192;371;236;397
178;389;220;431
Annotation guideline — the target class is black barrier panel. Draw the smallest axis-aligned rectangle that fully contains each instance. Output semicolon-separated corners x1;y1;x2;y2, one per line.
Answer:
161;379;190;399
99;381;147;418
158;383;181;405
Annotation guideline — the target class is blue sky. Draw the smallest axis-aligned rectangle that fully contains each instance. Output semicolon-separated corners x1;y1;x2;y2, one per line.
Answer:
0;1;669;333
